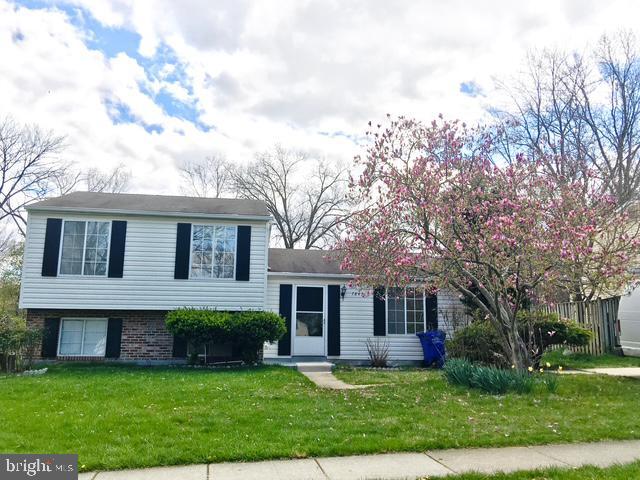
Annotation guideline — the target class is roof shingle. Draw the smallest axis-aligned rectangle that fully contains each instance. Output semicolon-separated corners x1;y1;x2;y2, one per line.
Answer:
27;192;270;218
268;248;347;275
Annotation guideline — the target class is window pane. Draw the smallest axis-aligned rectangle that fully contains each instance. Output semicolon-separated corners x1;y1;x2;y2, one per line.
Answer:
387;287;406;334
82;320;107;356
407;288;425;334
191;225;213;278
296;312;323;336
83;222;110;276
94;262;107;276
212;225;236;278
60;221;86;275
59;320;83;355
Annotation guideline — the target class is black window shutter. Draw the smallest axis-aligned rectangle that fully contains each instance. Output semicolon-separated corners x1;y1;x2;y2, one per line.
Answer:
174;223;192;279
235;225;251;281
41;318;60;358
373;287;386;336
172;336;188;358
327;285;341;356
278;284;292;356
105;318;123;358
41;218;62;277
426;294;438;331
108;221;127;278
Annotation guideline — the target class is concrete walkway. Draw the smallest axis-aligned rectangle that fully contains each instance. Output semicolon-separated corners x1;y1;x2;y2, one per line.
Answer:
80;439;640;480
296;362;369;390
581;367;640;379
301;371;369;390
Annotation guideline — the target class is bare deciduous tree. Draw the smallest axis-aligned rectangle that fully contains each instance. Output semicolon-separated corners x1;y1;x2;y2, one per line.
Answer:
232;145;350;249
84;163;131;193
497;31;640;205
495;49;593;186
582;32;640;205
0;116;66;235
179;154;232;198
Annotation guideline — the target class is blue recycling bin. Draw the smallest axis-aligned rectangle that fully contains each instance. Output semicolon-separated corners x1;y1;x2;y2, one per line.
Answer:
416;330;446;368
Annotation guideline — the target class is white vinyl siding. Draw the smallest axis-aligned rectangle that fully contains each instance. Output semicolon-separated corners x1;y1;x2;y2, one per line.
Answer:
20;213;268;311
58;318;107;356
264;276;467;361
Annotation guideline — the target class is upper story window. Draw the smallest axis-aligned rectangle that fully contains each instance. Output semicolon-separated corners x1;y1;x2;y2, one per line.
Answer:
59;220;111;276
190;225;236;279
387;287;426;335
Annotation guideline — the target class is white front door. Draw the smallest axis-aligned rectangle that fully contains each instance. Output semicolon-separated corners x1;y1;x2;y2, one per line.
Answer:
293;285;326;356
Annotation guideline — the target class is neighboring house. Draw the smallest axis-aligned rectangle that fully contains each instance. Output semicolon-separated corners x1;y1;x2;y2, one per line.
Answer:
20;192;467;364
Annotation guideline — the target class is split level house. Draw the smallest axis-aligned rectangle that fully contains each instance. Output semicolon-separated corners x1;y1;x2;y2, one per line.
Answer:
19;192;466;363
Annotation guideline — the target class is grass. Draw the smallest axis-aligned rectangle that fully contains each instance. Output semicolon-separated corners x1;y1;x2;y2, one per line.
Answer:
447;461;640;479
542;349;640;369
1;364;640;471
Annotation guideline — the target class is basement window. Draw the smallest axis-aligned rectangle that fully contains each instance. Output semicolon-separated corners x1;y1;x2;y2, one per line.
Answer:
58;318;107;356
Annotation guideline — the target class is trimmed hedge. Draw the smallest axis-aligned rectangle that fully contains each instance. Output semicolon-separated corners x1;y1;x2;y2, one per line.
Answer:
165;309;286;363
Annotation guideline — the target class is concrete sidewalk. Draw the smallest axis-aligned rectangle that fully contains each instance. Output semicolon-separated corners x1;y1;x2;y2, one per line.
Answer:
80;439;640;480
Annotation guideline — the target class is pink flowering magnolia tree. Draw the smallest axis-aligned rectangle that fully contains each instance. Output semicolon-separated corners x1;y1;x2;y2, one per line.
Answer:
339;116;639;370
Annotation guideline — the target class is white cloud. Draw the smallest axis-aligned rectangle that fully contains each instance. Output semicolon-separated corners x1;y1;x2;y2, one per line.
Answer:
1;0;640;195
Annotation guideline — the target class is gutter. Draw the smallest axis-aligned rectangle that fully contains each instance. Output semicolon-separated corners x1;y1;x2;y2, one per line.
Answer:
267;271;353;279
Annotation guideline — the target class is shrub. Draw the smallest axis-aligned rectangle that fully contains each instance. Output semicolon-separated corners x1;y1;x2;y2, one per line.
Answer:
165;309;233;342
447;321;507;367
519;311;591;366
230;311;288;363
165;309;286;364
448;312;591;368
0;314;42;373
365;337;390;367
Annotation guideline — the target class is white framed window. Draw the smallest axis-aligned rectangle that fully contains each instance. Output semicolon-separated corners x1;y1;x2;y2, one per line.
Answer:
386;287;426;335
59;220;111;276
58;318;108;356
190;224;236;279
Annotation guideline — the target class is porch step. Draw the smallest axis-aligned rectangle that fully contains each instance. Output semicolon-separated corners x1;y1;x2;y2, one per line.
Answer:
296;362;334;373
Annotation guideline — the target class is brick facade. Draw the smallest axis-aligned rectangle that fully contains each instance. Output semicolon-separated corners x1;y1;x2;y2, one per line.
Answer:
26;309;176;361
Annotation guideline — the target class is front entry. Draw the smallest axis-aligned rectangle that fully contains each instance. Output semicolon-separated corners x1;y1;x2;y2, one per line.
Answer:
293;285;326;356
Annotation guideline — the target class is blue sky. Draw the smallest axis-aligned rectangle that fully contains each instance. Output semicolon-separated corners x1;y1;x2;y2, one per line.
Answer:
1;0;639;194
17;0;208;133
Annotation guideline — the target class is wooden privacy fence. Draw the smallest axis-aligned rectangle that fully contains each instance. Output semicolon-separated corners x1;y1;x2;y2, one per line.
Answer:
541;297;620;355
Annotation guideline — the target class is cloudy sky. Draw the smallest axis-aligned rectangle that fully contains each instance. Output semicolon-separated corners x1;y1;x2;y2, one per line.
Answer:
1;0;639;194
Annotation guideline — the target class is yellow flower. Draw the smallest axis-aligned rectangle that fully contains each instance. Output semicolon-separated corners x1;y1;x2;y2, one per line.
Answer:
527;366;533;372
558;366;563;372
511;364;515;369
545;362;551;368
539;368;544;373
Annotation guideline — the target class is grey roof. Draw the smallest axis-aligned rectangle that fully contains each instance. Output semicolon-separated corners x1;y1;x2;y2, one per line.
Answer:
268;248;349;275
27;192;271;218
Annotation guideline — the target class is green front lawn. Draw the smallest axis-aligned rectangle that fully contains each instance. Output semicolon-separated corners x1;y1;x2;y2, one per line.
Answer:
449;461;640;480
542;349;640;369
1;364;639;471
